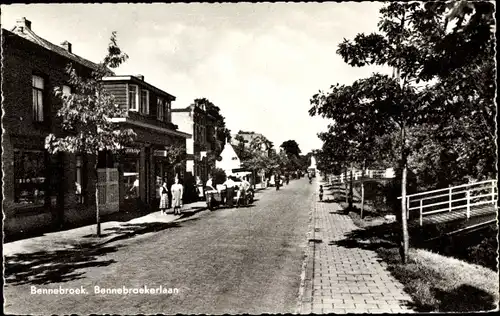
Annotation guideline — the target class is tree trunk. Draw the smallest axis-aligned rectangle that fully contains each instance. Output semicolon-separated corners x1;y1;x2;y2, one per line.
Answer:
400;125;409;264
348;163;354;209
95;161;101;237
361;159;366;218
344;167;349;203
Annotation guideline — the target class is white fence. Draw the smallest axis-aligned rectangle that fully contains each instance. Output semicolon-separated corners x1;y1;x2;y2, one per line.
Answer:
328;168;395;184
398;179;498;226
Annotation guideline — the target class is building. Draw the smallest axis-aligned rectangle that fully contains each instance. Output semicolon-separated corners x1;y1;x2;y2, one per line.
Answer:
101;75;191;211
2;18;104;237
171;102;217;183
215;143;242;176
1;17;190;238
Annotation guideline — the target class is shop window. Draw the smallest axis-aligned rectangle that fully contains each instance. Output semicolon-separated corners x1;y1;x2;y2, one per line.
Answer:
14;149;46;206
75;155;84;204
123;158;140;200
32;75;44;122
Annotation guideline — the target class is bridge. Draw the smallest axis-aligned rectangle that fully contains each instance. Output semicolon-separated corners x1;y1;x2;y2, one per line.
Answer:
324;173;498;241
399;179;497;227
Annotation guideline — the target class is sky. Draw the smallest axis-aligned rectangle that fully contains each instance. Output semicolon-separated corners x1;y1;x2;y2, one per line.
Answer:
1;3;391;153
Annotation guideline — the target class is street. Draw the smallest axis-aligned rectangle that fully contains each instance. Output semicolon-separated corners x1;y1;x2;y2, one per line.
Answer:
4;178;313;315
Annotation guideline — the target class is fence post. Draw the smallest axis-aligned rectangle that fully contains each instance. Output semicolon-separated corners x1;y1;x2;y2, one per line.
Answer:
492;180;496;205
406;196;410;218
419;199;423;226
449;186;452;212
466;190;471;219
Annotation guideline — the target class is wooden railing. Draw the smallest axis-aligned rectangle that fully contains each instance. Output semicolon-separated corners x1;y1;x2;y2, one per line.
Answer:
398;179;498;226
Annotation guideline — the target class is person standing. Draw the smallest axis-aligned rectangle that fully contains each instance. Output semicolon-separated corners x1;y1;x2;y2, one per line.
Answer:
224;176;237;207
159;182;169;215
171;177;184;215
319;185;324;202
275;173;281;190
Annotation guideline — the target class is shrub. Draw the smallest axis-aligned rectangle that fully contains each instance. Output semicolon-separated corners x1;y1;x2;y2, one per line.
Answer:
212;168;227;185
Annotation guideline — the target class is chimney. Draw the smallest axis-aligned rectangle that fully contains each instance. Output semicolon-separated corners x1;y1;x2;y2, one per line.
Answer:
136;75;144;81
61;41;72;53
15;17;32;33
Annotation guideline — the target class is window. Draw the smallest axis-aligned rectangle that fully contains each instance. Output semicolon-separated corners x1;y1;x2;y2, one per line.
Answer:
123;158;140;200
62;85;71;97
32;75;44;122
14;149;46;206
157;97;164;121
128;85;138;111
166;100;171;122
75;155;84;204
140;89;149;114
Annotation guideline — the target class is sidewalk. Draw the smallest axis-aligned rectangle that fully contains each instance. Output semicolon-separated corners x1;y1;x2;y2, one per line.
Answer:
299;180;415;314
3;200;208;258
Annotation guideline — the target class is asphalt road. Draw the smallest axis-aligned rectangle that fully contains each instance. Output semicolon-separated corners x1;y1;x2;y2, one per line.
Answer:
4;177;314;315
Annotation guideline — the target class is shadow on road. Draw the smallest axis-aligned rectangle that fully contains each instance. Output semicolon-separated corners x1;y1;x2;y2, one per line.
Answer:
4;243;120;286
5;221;185;286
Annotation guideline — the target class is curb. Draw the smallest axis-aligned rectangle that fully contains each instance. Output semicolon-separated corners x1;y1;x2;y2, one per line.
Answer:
296;180;319;314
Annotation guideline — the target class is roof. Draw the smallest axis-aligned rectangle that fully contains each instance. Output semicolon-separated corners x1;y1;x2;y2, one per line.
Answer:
8;21;104;72
101;75;176;100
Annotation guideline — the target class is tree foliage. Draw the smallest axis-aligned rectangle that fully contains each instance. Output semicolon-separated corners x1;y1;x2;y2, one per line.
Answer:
309;1;496;263
45;32;135;154
280;140;302;158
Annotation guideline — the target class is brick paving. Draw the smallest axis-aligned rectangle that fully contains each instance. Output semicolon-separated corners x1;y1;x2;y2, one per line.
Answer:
300;180;415;314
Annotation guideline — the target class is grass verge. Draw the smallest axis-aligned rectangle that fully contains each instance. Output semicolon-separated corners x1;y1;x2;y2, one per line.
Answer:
378;247;499;312
345;207;499;312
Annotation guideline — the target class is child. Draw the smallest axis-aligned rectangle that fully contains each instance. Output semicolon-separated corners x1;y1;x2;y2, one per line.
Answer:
319;185;324;201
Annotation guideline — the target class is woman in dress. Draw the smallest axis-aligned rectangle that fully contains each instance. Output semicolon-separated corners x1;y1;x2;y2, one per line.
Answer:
171;177;184;215
159;182;169;215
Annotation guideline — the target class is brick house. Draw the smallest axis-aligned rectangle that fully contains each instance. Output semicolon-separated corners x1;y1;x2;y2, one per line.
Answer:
1;17;190;239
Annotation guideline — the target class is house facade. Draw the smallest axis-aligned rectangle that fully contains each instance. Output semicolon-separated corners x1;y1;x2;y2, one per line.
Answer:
171;102;217;184
2;17;190;238
101;75;190;211
2;18;103;237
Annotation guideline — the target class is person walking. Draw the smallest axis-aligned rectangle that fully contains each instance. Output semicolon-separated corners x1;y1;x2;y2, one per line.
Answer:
171;177;184;215
159;181;169;215
319;185;324;202
275;173;281;190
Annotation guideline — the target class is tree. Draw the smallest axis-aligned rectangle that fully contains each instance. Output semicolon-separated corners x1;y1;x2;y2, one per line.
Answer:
45;32;134;237
193;98;231;171
280;140;301;158
310;1;495;263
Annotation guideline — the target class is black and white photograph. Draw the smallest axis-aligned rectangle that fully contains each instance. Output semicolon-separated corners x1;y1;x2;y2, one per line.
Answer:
1;1;498;314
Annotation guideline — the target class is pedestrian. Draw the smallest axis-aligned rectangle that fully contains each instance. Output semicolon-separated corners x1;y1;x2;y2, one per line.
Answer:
319;185;324;201
171;177;184;215
206;174;214;188
223;176;237;207
159;181;169;215
285;172;290;185
275;173;280;190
